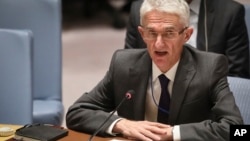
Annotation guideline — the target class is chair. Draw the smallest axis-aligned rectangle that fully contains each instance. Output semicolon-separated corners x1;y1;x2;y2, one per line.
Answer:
0;29;33;125
0;0;63;125
228;76;250;124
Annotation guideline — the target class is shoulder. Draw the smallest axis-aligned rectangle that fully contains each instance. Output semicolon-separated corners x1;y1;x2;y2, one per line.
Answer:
109;49;151;73
183;44;229;76
213;0;244;11
112;48;149;63
184;44;228;66
114;48;147;55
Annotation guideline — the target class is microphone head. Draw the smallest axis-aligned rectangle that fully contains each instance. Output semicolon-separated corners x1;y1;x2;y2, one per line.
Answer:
125;90;135;100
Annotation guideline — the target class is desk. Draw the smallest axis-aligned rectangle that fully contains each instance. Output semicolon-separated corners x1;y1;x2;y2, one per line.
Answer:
0;124;130;141
58;129;130;141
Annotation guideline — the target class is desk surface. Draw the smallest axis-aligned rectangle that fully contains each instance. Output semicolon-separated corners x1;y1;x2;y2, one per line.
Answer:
59;129;129;141
0;124;130;141
0;124;21;141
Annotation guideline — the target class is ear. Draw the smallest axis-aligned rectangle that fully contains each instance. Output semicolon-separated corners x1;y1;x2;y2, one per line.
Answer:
184;27;193;42
138;26;147;42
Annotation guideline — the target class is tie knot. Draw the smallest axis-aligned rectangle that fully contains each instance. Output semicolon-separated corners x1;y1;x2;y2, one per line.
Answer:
158;74;169;88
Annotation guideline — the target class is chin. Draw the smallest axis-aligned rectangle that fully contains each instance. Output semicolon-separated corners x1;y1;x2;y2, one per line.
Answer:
155;61;167;70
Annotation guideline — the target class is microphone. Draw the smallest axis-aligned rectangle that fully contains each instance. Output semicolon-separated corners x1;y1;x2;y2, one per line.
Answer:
88;90;134;141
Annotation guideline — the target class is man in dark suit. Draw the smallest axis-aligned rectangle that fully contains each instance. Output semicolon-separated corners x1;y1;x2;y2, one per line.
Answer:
125;0;250;78
66;0;243;140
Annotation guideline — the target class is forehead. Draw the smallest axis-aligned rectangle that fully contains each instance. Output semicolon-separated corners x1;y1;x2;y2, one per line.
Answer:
142;10;181;29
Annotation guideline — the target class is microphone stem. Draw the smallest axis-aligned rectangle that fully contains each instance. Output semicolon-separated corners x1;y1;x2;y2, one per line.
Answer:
88;97;127;141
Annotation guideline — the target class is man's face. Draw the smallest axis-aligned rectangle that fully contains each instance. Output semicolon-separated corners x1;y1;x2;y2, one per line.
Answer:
138;10;192;73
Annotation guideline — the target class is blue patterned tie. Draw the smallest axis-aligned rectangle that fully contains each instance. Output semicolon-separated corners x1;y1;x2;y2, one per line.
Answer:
157;74;170;124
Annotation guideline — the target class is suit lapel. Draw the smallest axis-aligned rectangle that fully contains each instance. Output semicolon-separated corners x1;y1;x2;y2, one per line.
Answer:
128;50;152;120
168;47;196;124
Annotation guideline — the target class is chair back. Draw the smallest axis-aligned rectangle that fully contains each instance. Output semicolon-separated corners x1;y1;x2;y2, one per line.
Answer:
0;0;62;101
228;76;250;124
0;0;63;125
0;29;33;125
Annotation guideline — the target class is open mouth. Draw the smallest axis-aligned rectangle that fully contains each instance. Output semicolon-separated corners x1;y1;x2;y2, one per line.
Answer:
155;51;167;56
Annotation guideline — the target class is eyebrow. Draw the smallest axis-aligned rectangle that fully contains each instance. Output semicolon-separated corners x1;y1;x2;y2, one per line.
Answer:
144;26;177;31
164;27;176;31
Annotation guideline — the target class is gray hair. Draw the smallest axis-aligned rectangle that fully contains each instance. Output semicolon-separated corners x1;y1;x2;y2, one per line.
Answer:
140;0;190;27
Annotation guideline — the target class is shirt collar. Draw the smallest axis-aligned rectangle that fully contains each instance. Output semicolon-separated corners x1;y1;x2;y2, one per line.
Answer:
152;60;180;82
189;0;201;15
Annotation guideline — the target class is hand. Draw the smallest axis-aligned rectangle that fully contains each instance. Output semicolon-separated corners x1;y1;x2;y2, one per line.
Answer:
159;126;173;141
113;119;173;141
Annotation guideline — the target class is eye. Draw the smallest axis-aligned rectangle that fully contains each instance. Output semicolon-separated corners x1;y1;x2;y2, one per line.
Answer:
163;31;175;38
167;31;175;35
148;31;157;37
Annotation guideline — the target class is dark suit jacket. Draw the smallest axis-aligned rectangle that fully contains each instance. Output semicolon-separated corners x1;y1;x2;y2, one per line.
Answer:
66;45;243;141
124;0;250;78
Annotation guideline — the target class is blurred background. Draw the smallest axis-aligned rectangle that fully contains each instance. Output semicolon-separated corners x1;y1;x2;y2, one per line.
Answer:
62;0;133;126
62;0;249;127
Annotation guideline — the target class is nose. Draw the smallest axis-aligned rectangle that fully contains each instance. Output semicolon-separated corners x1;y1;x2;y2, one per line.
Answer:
154;34;165;48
